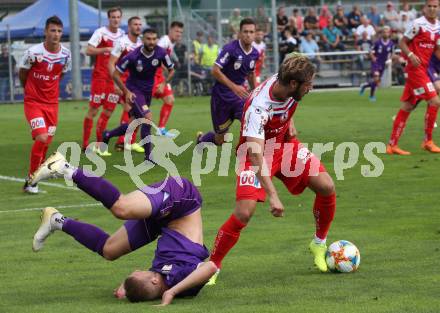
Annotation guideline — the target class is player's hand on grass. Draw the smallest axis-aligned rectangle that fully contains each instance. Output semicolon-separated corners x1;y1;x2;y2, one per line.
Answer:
233;84;249;99
269;194;284;217
154;289;176;307
113;283;126;299
409;53;421;67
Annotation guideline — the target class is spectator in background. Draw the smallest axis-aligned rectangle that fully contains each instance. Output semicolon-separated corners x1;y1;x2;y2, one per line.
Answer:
318;5;333;30
355;16;376;41
229;8;242;37
347;5;362;31
206;13;217;29
300;31;320;70
277;6;288;33
322;19;345;53
279;29;298;64
174;39;188;80
333;5;349;37
367;6;382;28
396;13;411;40
383;2;399;30
255;6;270;36
355;31;373;71
192;31;203;65
200;35;219;71
0;44;15;102
289;8;304;34
284;15;299;40
304;7;319;32
400;1;417;22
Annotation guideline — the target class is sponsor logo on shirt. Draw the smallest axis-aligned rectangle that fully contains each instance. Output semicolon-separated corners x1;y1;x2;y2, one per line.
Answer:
297;147;312;165
239;170;261;188
136;60;143;72
161;264;173;274
152;59;159;66
250;60;255;69
234;55;243;70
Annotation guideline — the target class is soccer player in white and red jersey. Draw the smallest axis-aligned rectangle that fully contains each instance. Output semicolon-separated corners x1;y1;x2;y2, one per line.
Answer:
252;29;266;86
207;55;337;285
107;16;143;154
153;21;184;137
19;16;71;194
387;0;440;155
82;7;124;155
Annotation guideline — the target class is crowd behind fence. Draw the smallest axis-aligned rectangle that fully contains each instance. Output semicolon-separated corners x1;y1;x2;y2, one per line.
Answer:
0;1;426;103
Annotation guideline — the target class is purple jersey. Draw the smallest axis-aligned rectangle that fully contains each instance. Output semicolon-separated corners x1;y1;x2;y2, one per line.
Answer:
123;177;208;297
371;39;394;68
116;45;173;94
213;40;259;101
428;54;440;82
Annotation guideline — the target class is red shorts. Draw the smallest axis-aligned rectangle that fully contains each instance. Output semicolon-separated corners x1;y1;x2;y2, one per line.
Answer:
236;139;326;202
89;79;120;111
401;69;438;105
24;102;58;139
152;81;173;99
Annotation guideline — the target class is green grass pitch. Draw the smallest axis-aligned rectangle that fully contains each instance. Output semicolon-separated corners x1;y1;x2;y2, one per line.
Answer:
0;88;439;313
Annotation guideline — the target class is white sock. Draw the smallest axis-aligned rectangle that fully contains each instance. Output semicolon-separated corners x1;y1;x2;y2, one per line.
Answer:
51;212;65;230
314;235;326;245
62;163;76;180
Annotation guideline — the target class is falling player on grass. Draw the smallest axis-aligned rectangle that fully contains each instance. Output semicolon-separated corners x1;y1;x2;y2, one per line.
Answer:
30;152;217;303
359;26;395;102
20;16;71;194
207;55;337;285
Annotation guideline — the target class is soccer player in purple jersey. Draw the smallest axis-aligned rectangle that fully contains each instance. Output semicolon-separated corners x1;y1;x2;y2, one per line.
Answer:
197;18;259;146
102;28;174;162
359;26;395;102
29;152;217;303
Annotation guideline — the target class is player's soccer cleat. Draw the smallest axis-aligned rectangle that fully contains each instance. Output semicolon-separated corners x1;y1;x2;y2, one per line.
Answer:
386;144;411;155
421;140;440;153
23;177;39;194
359;87;365;96
205;269;220;286
96;147;112;157
196;131;203;144
369;96;377;102
114;143;124;152
32;207;59;252
309;240;328;272
130;143;145;153
156;127;177;138
30;152;69;185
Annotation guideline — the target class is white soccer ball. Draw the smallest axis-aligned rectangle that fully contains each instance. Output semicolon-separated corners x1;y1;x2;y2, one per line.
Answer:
325;240;360;273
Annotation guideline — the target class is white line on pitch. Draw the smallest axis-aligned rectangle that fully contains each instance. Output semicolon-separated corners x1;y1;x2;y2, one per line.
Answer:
0;175;78;191
0;203;101;214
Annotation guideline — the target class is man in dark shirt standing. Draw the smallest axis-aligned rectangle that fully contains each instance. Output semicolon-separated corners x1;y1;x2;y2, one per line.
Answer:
0;44;15;102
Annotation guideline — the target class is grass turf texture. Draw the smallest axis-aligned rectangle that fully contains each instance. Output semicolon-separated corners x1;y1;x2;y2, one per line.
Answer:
0;88;439;313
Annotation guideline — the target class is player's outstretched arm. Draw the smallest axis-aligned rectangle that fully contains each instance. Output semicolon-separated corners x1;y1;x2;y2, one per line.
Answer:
85;44;112;56
155;261;218;307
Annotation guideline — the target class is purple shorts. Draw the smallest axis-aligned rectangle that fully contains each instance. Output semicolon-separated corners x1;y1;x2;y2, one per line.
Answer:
211;87;245;134
124;177;202;251
129;91;152;119
371;63;384;78
428;66;440;83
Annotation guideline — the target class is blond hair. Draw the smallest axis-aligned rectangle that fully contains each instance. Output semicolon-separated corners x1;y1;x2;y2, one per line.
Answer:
278;54;315;86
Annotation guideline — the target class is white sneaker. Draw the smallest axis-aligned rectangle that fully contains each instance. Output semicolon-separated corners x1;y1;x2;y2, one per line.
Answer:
23;177;39;194
32;207;59;252
30;152;69;185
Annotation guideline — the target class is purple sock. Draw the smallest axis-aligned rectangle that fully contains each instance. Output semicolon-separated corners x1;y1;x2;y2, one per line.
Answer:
104;123;129;144
199;131;216;144
72;168;121;209
370;81;377;97
141;124;152;161
62;218;109;257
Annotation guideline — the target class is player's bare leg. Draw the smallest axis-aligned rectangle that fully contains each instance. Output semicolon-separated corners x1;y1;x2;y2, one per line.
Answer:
307;172;336;272
422;97;440;153
387;101;415;155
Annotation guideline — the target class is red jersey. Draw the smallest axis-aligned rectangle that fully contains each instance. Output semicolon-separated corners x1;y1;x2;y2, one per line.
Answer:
403;16;440;72
88;26;124;82
155;35;175;83
252;41;266;77
239;75;298;148
19;43;71;106
111;34;142;81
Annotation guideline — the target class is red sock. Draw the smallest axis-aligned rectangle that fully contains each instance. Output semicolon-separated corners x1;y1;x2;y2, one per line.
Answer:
425;105;439;142
96;113;110;143
158;103;173;128
82;117;93;149
117;111;130;145
313;193;336;240
130;127;138;144
210;214;246;269
29;140;48;175
389;109;410;146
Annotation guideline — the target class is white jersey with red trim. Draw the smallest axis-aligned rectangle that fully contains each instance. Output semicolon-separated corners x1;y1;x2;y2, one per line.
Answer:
252;41;266;78
19;43;71;106
111;34;142;59
404;16;440;71
239;75;298;146
155;35;175;83
88;26;124;81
